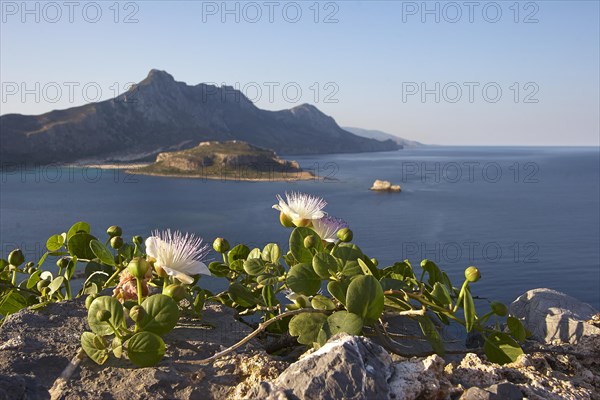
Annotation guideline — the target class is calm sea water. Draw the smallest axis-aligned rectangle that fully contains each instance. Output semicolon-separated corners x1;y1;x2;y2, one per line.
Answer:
1;147;599;309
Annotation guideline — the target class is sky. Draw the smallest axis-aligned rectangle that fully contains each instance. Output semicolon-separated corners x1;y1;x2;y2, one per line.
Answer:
1;0;599;145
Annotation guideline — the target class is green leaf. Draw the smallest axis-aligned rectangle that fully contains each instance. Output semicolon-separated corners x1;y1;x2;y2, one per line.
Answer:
290;227;323;264
463;288;476;332
48;276;65;296
420;259;443;286
229;259;245;273
68;232;97;260
0;290;27;316
208;262;230;277
262;285;277;307
80;332;109;365
340;261;362;277
325;311;363;336
332;245;364;278
46;234;65;251
256;274;279;287
262;243;280;264
127;331;166;367
312;252;337;279
357;258;374;276
228;244;250;264
484;332;524;365
244;258;266;276
64;256;77;280
67;221;90;240
327;280;348;305
311;294;336;311
112;336;123;358
138;294;180;335
89;240;116;267
26;269;43;289
87;296;125;336
289;312;329;345
346;275;384;324
84;261;112;286
227;283;260;308
384;261;416;280
287;263;322;296
248;248;262;260
431;282;452;307
507;316;527;342
417;315;445;356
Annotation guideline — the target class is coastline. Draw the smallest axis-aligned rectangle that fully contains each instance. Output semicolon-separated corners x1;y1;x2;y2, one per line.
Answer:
65;163;319;181
125;168;319;182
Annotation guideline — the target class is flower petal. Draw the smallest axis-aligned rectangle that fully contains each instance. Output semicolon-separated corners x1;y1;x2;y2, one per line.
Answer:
162;266;194;285
145;236;160;259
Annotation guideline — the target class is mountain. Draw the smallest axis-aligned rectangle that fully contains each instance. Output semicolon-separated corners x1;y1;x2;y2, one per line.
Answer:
342;127;424;148
0;70;399;164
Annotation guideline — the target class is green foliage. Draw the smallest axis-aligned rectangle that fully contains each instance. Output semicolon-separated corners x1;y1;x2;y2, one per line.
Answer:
2;193;529;368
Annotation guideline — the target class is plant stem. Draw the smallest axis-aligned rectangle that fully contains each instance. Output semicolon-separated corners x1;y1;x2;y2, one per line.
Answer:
107;320;123;340
103;268;122;289
64;280;72;300
222;253;228;265
11;270;17;286
192;308;330;365
452;280;469;313
136;277;143;305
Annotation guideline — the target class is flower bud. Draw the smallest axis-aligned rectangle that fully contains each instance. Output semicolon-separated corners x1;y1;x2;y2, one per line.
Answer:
133;236;143;246
8;249;25;267
56;257;70;270
85;294;99;310
96;309;112;322
110;236;124;249
127;257;149;279
303;235;317;249
37;279;51;292
213;237;230;253
129;305;147;323
464;266;481;283
490;301;508;317
370;258;378;267
337;228;353;243
106;225;122;237
163;284;187;301
279;212;295;228
26;261;35;269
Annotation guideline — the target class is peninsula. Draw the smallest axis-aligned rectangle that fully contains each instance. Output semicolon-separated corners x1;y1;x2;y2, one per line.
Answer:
132;140;315;181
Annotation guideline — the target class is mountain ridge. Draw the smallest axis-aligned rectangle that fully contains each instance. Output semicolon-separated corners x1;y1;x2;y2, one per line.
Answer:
0;69;399;164
342;127;424;148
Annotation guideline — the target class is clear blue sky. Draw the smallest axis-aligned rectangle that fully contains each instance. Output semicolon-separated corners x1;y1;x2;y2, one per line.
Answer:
1;0;599;145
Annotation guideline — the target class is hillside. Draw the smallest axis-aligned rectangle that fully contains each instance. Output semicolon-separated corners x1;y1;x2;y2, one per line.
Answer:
134;140;314;181
343;127;424;148
0;70;399;164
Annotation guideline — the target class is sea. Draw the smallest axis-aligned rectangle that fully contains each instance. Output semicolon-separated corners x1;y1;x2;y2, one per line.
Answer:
1;146;599;309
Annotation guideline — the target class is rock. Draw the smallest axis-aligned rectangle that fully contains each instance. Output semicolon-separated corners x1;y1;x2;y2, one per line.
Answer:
510;288;600;344
0;299;285;400
370;179;401;192
388;354;454;399
244;334;392;400
460;383;523;400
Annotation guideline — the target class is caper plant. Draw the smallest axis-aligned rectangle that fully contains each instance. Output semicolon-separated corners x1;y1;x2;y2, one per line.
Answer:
1;192;529;367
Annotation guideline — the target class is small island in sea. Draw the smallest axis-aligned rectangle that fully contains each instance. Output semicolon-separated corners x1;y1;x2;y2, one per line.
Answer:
130;140;316;181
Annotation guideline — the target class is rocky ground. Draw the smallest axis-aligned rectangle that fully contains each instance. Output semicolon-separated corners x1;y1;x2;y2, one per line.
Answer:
0;288;598;400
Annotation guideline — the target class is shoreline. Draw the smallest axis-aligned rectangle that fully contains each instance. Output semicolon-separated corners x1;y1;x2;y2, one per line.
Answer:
125;168;321;182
